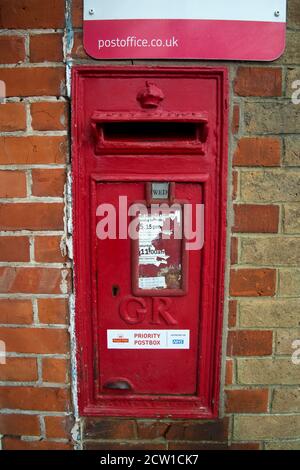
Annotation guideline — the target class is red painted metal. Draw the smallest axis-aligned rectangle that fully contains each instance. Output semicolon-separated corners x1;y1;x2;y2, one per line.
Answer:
72;67;228;418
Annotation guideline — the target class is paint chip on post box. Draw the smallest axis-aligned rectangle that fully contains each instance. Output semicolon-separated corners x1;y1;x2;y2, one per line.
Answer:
107;329;190;349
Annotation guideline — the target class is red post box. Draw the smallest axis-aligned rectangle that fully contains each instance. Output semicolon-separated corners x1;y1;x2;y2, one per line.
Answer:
73;67;228;418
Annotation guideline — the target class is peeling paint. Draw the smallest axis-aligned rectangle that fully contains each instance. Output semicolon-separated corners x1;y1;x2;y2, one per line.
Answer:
60;269;69;294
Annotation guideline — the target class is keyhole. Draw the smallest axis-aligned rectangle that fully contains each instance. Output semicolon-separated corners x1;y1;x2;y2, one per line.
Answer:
112;285;120;297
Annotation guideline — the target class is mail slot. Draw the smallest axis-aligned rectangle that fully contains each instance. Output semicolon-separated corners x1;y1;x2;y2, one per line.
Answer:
73;67;228;418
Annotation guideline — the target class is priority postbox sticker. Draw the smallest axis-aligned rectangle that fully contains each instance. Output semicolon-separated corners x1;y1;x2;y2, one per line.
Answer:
107;330;190;349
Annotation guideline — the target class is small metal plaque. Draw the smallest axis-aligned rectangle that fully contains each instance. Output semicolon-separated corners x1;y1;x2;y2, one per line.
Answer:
151;182;169;200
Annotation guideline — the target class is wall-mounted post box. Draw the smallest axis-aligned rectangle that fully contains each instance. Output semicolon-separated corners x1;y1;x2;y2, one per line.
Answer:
73;67;228;418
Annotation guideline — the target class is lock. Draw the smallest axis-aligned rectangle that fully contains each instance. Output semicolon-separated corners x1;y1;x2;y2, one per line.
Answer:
73;67;228;418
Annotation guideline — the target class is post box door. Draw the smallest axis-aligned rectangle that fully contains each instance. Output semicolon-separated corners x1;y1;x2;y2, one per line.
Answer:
96;181;202;396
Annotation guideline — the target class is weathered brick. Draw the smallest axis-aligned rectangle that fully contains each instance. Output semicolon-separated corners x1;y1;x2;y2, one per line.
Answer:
43;358;69;383
0;36;26;64
0;386;70;411
237;358;299;385
272;388;300;413
288;0;300;28
0;136;67;165
233;205;279;233
0;0;65;29
72;0;83;28
225;389;269;413
0;203;64;230
0;67;65;97
0;299;33;325
234;415;300;440
32;168;66;196
241;237;300;266
225;359;234;385
3;438;72;450
244;101;300;134
276;329;300;355
284;136;300;166
0;236;29;262
38;298;69;325
230;269;276;297
30;33;63;62
276;30;300;65
284;204;300;233
231;104;240;134
234;67;282;97
166;419;229;441
72;32;88;59
286;67;300;99
233;137;281;167
240;170;300;202
0;103;26;131
239;299;300;327
31;102;68;131
34;236;66;263
0;414;40;436
0;327;69;354
230;237;238;264
0;267;70;294
0;357;38;381
279;269;300;296
136;421;169;439
84;419;136;439
227;330;273;356
232;170;238;200
44;415;74;439
228;300;237;328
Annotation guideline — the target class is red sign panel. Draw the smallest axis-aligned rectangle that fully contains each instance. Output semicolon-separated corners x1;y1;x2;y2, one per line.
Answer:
84;0;286;61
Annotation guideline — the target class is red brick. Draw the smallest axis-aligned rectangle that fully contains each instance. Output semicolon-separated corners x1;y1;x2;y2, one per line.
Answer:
231;104;240;134
233;204;279;233
0;236;29;262
0;67;65;97
0;136;67;165
0;414;40;436
233;137;281;167
234;67;282;97
84;419;136;439
31;102;68;131
232;170;238;200
0;170;27;197
0;0;65;29
0;327;69;353
35;236;66;263
168;442;228;450
136;421;169;439
0;357;38;381
44;415;73;439
84;441;166;450
32;168;66;196
230;443;260;450
0;203;64;230
72;32;88;59
30;34;63;62
0;386;70;411
3;438;72;450
43;358;69;383
225;389;269;413
72;0;83;28
230;268;276;297
0;103;26;131
166;419;229;441
225;359;233;385
0;299;33;324
38;298;68;325
227;330;273;356
228;300;237;328
231;237;238;265
0;267;71;294
0;36;26;64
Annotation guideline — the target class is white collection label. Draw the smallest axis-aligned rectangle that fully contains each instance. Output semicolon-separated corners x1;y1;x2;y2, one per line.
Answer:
107;330;190;349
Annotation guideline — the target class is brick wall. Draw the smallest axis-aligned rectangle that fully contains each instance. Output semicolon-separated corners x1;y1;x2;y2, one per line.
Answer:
0;0;299;451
